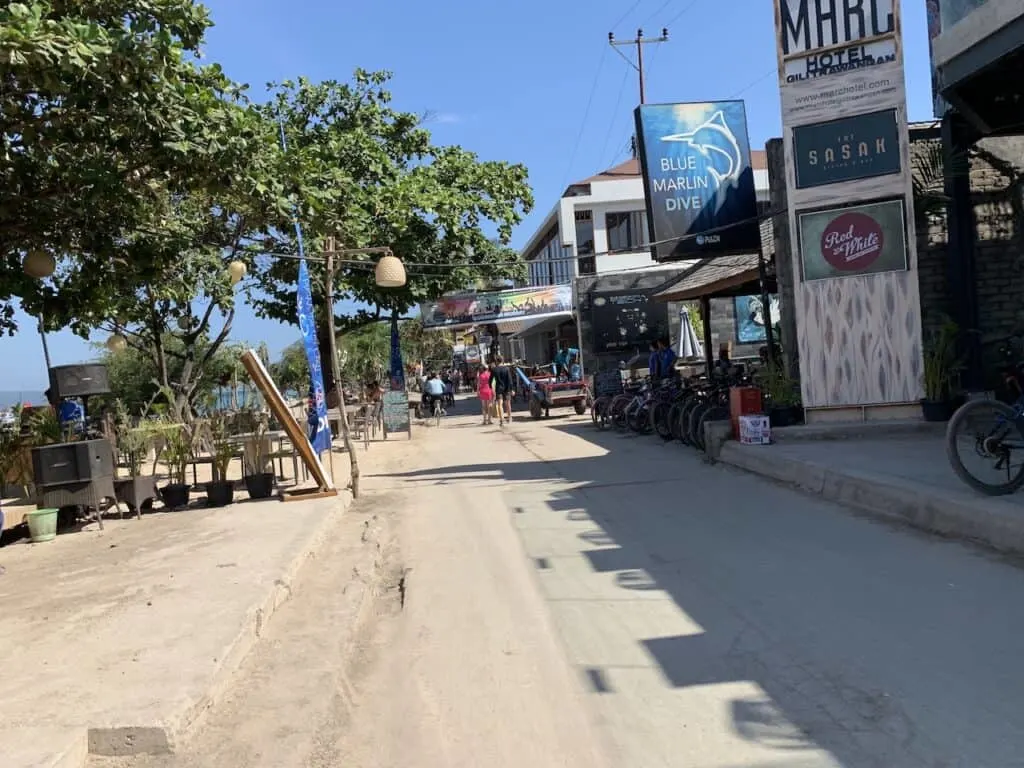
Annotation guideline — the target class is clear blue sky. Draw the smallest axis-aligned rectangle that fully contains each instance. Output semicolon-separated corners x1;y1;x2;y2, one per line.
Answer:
2;0;938;391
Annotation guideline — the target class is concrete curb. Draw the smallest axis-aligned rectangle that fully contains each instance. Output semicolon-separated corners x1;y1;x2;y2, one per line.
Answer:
85;489;355;759
719;443;1024;555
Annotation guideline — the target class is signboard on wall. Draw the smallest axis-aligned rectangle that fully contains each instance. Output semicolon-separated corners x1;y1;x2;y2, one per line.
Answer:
793;109;901;189
797;199;908;282
590;289;671;354
420;284;572;329
634;101;761;261
734;295;781;344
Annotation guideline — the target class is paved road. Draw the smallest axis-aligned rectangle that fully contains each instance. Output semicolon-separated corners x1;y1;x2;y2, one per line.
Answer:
97;399;1024;767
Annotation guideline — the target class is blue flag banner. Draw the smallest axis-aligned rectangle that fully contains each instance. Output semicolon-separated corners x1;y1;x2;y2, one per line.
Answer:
389;315;406;392
297;259;333;454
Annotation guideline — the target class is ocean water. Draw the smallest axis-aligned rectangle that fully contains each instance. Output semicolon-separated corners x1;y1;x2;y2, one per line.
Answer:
0;390;47;408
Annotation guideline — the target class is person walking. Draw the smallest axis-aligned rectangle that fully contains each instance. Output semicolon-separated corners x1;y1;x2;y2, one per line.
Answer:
490;354;515;426
476;362;494;425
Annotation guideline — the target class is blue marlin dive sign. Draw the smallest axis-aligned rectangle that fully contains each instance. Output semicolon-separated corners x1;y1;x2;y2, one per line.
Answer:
635;101;761;261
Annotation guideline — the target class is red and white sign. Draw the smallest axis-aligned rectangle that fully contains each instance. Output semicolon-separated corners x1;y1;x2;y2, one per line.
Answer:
820;211;884;271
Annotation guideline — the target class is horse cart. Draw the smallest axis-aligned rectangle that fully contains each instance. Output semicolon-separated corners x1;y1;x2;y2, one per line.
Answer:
515;367;590;419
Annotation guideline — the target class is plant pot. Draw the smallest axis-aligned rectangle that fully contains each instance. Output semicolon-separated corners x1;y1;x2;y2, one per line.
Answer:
114;475;157;515
920;398;956;423
205;480;234;508
26;507;58;543
767;404;804;428
159;483;191;511
243;472;275;500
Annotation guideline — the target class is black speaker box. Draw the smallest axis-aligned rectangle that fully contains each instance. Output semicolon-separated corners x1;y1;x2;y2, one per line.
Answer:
49;364;110;399
31;439;115;487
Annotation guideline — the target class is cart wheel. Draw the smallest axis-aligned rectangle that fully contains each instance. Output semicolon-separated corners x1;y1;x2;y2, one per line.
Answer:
529;398;543;420
573;400;587;415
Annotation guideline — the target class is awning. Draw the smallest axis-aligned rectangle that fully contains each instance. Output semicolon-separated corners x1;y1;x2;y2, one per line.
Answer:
653;254;772;302
503;312;575;338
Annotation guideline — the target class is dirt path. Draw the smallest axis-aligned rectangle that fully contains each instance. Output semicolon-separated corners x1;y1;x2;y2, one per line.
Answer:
92;403;612;768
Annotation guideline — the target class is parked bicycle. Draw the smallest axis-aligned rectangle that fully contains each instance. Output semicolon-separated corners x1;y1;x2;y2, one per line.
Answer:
946;337;1024;495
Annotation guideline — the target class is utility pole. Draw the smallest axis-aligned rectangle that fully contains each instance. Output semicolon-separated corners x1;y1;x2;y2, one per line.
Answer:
608;27;669;105
323;236;360;497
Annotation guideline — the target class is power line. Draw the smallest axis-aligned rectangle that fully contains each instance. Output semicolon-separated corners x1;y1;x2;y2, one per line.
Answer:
641;0;674;25
727;70;776;99
610;0;645;31
560;45;608;192
599;66;631;166
664;0;704;26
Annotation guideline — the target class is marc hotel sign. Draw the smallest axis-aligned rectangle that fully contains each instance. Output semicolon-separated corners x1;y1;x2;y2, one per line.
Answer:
778;0;897;83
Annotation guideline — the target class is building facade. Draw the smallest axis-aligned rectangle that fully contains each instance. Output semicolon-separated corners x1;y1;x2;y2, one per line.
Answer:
517;153;770;369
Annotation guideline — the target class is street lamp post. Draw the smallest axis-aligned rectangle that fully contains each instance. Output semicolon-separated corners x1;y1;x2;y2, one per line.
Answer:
22;251;57;397
321;239;405;499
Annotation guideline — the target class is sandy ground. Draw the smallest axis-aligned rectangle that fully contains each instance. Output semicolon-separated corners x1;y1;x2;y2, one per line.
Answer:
90;395;1024;767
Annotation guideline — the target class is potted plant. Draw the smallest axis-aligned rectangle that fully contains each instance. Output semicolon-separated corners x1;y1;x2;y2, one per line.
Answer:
204;414;236;508
242;412;275;500
112;401;158;516
159;421;193;510
756;362;804;428
921;316;963;422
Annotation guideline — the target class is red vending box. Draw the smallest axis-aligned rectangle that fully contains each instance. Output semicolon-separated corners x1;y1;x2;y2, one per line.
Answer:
729;386;763;438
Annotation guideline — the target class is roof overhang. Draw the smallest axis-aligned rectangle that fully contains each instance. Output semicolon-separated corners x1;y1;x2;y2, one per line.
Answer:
653;254;774;302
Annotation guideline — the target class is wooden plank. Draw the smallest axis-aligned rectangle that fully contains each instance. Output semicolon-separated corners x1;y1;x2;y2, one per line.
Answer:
240;350;335;494
280;486;339;503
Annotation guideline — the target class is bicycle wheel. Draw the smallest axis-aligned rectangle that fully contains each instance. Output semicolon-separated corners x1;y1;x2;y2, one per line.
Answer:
946;399;1024;495
688;402;711;450
678;397;702;446
591;396;606;426
668;401;686;442
652;401;674;441
434;403;442;427
629;405;651;434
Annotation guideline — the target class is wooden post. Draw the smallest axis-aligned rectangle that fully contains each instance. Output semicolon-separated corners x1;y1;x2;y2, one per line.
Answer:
324;246;361;498
700;296;714;378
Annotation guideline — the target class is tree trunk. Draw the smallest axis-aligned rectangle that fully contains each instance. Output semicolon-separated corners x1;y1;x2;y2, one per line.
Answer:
317;319;338;407
325;252;360;498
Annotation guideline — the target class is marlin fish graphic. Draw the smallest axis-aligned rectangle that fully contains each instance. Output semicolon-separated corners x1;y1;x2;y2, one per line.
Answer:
660;110;744;187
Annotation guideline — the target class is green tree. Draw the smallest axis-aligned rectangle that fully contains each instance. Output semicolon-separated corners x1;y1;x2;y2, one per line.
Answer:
100;336;247;416
270;341;309;396
252;71;533;396
0;0;274;332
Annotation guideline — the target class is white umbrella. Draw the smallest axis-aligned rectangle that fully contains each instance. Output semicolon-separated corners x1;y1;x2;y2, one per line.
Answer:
676;307;704;361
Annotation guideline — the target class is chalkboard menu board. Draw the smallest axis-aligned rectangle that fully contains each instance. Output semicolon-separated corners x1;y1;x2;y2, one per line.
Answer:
593;370;624;397
382;391;411;436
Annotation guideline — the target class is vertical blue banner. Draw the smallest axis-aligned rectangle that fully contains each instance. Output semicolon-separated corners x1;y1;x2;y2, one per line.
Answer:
296;259;333;454
389;315;405;392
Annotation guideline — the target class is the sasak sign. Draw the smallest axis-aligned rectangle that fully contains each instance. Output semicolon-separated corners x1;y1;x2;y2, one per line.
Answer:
793;109;901;188
634;101;761;261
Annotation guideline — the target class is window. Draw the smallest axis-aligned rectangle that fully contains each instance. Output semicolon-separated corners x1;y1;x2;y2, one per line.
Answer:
578;257;596;276
605;211;647;252
575;210;595;256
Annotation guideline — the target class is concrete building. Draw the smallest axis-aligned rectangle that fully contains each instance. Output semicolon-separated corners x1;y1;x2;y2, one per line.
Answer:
516;153;771;369
929;0;1024;390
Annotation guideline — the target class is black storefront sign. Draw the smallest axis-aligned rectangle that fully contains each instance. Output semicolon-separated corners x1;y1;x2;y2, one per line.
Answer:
793;109;901;190
590;290;670;355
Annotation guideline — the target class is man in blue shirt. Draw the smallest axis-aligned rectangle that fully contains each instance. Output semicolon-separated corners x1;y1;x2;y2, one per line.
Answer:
422;373;446;415
657;337;678;382
554;341;578;380
648;341;660;381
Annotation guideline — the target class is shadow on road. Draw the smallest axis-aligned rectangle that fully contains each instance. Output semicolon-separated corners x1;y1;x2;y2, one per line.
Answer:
384;417;1024;766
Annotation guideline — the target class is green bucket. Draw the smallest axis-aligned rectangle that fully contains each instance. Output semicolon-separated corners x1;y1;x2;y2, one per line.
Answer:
26;508;58;543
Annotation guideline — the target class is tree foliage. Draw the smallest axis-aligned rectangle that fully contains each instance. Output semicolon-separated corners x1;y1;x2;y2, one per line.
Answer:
0;0;275;332
253;71;534;339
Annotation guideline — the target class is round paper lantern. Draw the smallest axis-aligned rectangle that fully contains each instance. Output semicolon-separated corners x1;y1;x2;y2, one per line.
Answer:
106;334;128;353
23;250;56;279
227;260;247;285
374;254;406;288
